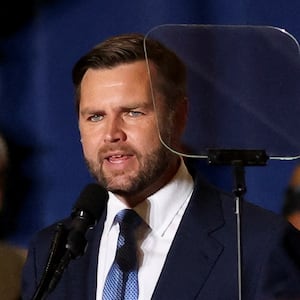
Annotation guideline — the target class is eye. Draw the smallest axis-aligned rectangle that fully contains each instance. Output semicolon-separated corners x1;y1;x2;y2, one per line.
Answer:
88;114;104;122
127;110;144;117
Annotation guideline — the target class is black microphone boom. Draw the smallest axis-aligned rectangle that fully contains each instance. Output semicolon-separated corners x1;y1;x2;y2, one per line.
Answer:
32;183;109;300
48;183;109;292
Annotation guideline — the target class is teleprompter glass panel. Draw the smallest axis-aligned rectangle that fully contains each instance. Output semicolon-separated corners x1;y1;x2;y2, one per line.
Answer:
144;24;300;162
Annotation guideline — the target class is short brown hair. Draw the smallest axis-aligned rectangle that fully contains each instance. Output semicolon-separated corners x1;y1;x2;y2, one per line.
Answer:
72;33;187;114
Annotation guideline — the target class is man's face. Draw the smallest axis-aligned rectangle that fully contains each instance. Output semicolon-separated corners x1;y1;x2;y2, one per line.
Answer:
78;61;181;204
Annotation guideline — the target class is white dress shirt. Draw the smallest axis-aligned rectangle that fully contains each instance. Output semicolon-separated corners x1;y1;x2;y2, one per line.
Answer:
96;159;194;299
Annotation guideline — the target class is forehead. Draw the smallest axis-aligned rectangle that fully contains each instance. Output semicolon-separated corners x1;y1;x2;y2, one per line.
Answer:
79;61;159;108
82;61;154;86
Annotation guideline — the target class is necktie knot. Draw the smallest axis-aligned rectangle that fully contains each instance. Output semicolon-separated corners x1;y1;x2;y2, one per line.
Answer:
115;209;143;233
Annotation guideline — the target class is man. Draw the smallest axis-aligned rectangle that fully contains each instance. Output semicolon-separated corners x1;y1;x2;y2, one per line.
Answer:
22;33;300;299
282;164;300;230
0;133;27;300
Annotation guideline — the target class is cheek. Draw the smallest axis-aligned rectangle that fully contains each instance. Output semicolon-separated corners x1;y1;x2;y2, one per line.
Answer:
80;135;101;161
137;127;162;153
79;122;102;155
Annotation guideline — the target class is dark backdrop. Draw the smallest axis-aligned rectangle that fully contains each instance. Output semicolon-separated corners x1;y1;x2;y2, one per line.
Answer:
0;0;300;247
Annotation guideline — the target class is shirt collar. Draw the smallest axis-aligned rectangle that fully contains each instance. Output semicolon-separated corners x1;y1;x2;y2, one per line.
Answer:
140;159;194;235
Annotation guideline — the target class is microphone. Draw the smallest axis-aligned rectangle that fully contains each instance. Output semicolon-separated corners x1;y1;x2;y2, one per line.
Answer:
66;183;109;258
33;183;108;300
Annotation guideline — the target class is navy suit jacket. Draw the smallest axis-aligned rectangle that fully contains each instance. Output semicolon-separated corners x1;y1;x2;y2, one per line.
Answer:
22;171;300;300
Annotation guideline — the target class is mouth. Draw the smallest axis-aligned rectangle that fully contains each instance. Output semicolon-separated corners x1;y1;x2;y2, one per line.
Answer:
106;154;132;164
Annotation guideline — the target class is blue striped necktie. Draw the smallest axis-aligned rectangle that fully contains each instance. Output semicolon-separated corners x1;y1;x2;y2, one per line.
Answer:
103;209;142;300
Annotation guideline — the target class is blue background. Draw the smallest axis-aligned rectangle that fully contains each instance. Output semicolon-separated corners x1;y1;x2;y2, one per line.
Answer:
0;0;300;247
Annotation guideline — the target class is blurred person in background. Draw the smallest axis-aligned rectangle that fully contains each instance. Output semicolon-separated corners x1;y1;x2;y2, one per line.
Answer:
282;164;300;230
0;132;27;300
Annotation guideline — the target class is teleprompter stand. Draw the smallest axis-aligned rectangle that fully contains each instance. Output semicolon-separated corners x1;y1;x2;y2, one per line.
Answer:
207;149;269;300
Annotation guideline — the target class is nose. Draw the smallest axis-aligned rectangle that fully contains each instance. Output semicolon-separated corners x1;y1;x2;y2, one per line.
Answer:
103;116;126;143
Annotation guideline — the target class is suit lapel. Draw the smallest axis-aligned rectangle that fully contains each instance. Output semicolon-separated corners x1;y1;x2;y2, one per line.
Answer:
152;176;225;299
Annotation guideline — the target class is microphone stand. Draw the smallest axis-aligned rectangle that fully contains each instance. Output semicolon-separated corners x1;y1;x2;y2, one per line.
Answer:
32;223;68;300
32;217;93;299
44;227;90;296
207;149;268;300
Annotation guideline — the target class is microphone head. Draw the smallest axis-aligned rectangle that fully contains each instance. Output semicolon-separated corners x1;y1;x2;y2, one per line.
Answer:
72;183;109;222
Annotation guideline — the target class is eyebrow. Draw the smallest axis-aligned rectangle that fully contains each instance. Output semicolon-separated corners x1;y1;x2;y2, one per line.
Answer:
79;100;154;115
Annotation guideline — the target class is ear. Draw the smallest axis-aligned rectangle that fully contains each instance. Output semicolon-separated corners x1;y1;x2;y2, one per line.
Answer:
0;190;3;211
176;97;189;136
169;97;188;152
